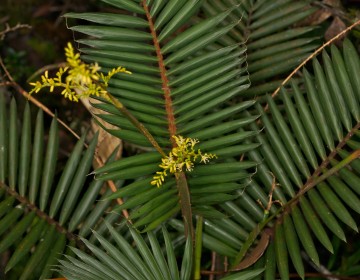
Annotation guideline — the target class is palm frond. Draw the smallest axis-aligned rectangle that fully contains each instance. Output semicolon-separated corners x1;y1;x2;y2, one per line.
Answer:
57;222;193;280
65;0;257;232
3;0;359;279
209;38;360;278
57;219;264;280
0;93;125;279
201;0;320;98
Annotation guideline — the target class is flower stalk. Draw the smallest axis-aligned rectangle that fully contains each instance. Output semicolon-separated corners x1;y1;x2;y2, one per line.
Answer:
29;43;165;156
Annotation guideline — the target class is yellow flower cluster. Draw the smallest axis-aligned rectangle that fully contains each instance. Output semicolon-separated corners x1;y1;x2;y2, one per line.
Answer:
151;135;217;187
29;42;131;101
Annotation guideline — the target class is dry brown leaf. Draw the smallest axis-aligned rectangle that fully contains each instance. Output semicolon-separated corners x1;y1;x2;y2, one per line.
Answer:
80;98;122;168
325;16;347;45
302;9;332;26
297;0;343;26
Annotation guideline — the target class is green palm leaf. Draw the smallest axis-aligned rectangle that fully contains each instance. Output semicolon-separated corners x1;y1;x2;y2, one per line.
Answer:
65;0;257;233
201;0;320;98
3;0;359;279
57;220;264;280
214;38;360;278
57;222;193;280
0;93;126;279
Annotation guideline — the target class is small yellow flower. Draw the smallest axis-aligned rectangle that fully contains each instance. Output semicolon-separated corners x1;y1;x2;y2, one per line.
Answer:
29;42;131;101
151;135;217;187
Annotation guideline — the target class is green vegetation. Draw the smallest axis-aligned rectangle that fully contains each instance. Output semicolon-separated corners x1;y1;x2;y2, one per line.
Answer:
0;0;360;279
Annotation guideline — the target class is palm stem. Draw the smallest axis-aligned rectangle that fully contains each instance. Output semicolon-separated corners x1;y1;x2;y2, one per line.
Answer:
176;172;194;240
141;0;195;242
194;215;203;280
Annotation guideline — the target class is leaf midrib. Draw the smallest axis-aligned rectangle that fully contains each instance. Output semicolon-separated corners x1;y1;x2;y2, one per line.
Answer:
142;1;177;142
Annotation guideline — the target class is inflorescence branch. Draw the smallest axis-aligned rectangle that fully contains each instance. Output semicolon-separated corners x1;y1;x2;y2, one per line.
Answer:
151;135;217;187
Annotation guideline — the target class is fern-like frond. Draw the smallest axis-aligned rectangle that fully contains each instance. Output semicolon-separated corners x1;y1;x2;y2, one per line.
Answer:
0;93;124;279
210;38;360;278
57;221;194;280
201;0;320;98
57;219;264;280
65;0;257;232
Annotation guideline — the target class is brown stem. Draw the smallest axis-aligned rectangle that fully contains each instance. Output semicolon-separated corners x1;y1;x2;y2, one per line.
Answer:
0;182;83;248
176;172;194;240
0;81;14;86
300;122;360;195
0;22;31;40
295;149;360;199
142;1;177;140
266;18;360;112
142;1;194;240
27;62;67;82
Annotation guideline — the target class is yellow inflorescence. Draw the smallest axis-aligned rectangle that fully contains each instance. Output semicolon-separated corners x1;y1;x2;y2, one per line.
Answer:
151;135;217;187
29;42;131;101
